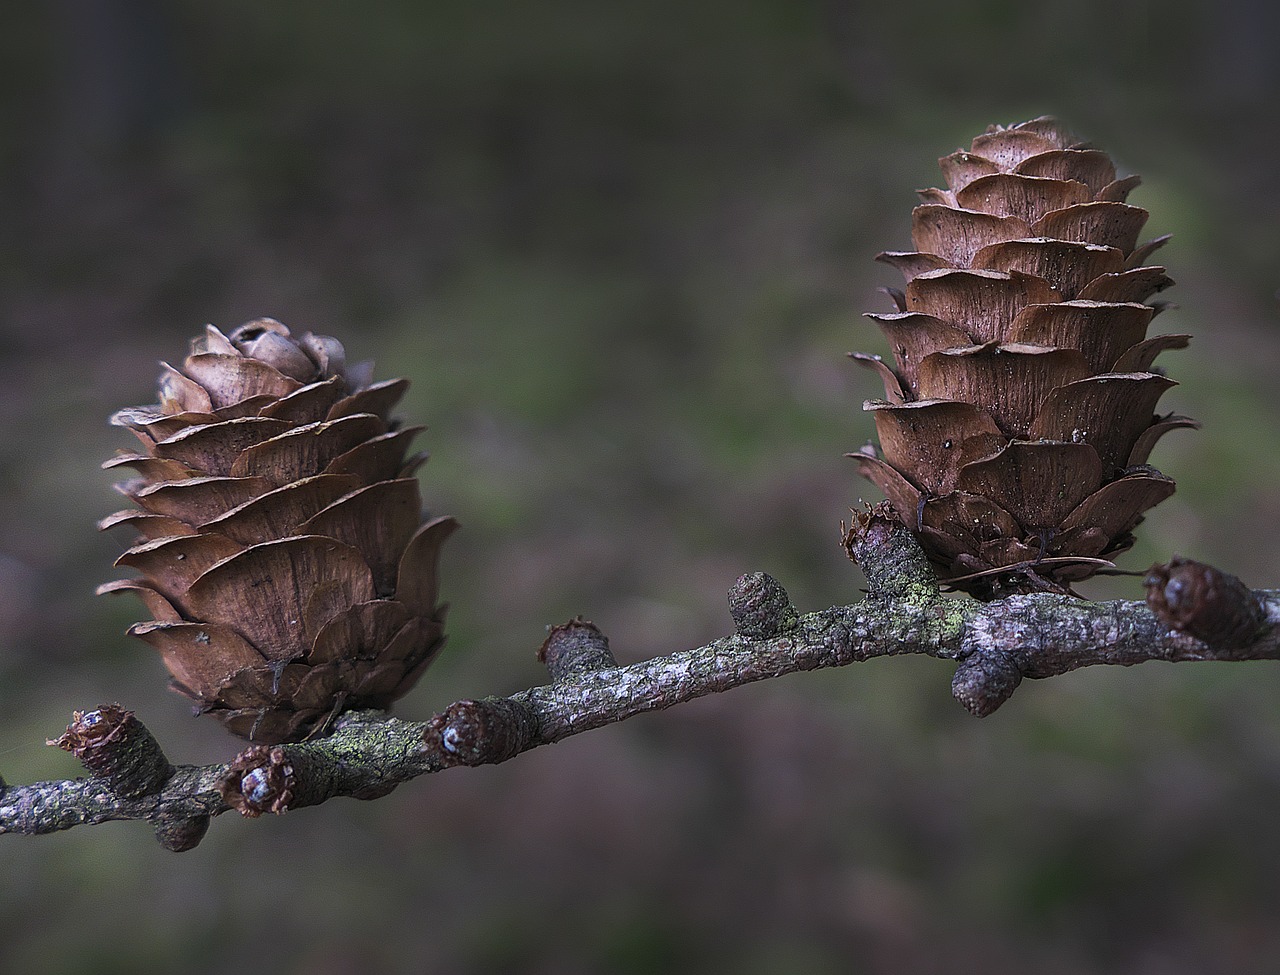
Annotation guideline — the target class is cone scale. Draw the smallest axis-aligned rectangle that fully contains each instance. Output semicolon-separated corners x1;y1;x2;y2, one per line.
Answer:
100;319;456;743
854;117;1196;597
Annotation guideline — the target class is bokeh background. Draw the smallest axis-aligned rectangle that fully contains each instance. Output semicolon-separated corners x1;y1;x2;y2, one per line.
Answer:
3;1;1279;972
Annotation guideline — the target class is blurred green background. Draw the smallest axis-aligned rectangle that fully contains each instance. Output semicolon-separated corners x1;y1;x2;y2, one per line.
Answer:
3;1;1279;972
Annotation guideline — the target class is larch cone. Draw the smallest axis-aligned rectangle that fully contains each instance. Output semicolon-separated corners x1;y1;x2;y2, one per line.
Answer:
853;117;1197;597
99;319;456;742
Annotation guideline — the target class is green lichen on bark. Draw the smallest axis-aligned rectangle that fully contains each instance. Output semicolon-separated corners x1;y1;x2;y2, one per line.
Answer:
846;506;940;605
286;712;438;804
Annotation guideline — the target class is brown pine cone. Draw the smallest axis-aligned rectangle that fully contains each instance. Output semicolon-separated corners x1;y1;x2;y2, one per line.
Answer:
99;319;456;742
854;117;1197;597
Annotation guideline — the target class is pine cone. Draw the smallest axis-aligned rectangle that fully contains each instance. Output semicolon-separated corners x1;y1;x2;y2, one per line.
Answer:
854;117;1197;597
99;319;456;742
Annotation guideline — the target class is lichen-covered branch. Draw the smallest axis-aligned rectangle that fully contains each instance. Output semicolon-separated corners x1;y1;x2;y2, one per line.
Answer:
3;507;1278;850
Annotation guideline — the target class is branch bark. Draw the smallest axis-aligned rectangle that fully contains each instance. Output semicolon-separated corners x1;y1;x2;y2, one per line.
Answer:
3;508;1278;850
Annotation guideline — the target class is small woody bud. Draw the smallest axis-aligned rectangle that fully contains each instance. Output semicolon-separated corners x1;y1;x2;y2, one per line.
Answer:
538;618;617;680
424;698;538;766
728;572;798;640
1145;556;1265;645
952;650;1023;717
49;704;173;798
844;501;940;600
153;812;211;852
218;745;295;817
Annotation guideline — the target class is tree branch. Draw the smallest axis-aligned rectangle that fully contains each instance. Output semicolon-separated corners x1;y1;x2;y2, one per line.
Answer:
4;506;1278;850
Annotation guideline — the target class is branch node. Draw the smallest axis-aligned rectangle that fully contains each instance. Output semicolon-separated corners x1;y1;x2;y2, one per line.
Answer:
152;812;211;853
844;502;940;601
728;572;799;640
1145;557;1265;645
952;650;1023;717
424;698;539;766
539;617;617;680
218;745;295;818
48;704;173;798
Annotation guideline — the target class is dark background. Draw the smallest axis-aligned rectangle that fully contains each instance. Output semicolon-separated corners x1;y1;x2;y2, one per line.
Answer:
3;1;1280;972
